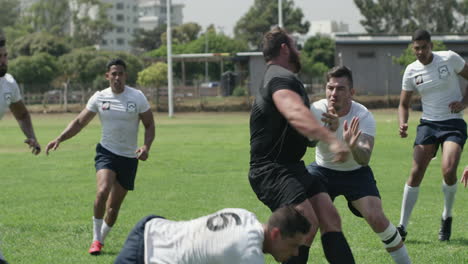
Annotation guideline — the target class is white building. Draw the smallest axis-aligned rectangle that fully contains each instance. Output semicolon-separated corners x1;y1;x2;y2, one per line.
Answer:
96;0;139;52
309;20;349;36
138;0;184;31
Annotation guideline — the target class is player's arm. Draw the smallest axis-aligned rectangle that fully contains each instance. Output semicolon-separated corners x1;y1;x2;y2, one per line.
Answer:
398;90;413;138
449;64;468;112
45;108;96;154
273;89;349;162
343;116;374;166
135;109;155;161
461;166;468;188
9;100;41;155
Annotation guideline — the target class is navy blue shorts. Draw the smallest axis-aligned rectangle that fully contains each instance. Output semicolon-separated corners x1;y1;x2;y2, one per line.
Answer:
94;143;138;190
249;161;327;211
414;119;467;154
306;162;380;217
115;215;165;264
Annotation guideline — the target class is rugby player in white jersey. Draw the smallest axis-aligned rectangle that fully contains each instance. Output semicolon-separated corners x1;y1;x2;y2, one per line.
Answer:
115;206;310;264
397;29;468;242
45;58;155;255
307;66;411;264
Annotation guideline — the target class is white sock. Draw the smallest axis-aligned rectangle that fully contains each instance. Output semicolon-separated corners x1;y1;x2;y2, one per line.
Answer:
389;245;411;264
93;217;103;242
442;181;457;220
399;184;419;228
101;221;112;244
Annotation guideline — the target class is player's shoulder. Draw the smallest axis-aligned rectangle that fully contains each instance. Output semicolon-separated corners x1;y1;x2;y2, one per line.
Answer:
351;101;373;118
264;65;296;84
2;73;17;85
433;50;457;59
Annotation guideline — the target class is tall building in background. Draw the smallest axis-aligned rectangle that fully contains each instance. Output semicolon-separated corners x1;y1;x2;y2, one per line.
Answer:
138;0;184;31
97;0;139;52
309;20;349;36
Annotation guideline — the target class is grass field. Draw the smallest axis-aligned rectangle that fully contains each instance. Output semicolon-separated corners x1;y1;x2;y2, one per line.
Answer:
0;110;467;263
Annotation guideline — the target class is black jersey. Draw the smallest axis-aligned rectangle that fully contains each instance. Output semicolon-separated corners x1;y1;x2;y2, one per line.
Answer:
249;64;310;165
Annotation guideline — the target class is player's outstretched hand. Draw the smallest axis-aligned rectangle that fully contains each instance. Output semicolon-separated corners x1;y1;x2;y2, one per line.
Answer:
343;117;361;148
461;166;468;188
24;138;41;155
136;145;149;161
399;123;408;138
45;139;60;155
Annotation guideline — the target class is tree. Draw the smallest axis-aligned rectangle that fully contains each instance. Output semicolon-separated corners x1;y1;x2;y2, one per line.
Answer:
70;0;114;47
24;0;71;36
300;35;335;82
234;0;310;49
9;53;59;93
393;40;447;68
132;24;167;52
137;62;168;106
354;0;464;34
10;32;71;58
161;22;202;45
0;0;21;28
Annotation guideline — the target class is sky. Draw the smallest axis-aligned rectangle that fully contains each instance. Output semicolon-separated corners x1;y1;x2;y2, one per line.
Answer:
176;0;365;36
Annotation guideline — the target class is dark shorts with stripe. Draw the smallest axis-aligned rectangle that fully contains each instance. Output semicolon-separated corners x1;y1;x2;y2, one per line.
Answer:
95;143;139;190
249;161;327;211
414;119;467;154
306;162;380;217
114;215;165;264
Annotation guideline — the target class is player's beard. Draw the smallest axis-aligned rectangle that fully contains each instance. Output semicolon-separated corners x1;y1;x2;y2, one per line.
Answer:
0;65;7;77
289;51;301;73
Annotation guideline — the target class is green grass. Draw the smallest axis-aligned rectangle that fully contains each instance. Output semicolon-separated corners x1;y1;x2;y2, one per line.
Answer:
0;110;467;263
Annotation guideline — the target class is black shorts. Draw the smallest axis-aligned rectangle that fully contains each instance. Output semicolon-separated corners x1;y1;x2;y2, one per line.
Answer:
95;143;139;190
306;162;380;217
115;215;164;264
249;161;327;211
414;119;467;154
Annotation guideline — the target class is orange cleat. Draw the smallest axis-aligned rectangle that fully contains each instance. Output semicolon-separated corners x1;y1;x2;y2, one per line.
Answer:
88;240;104;255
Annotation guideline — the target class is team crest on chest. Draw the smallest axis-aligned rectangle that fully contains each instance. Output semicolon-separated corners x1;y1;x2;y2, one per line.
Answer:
415;74;424;85
438;65;449;79
4;92;11;105
127;101;136;113
101;101;111;110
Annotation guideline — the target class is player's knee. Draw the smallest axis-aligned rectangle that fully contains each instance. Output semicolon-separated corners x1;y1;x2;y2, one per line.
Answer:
364;211;387;230
377;223;402;249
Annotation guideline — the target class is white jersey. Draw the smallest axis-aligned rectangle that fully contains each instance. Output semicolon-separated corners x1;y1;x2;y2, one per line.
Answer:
0;73;22;119
144;208;265;264
86;86;150;158
311;99;376;171
402;50;466;121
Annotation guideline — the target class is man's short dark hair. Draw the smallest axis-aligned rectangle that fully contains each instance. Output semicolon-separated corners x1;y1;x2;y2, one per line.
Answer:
268;205;311;238
326;66;354;88
106;58;127;71
262;27;292;62
412;29;431;42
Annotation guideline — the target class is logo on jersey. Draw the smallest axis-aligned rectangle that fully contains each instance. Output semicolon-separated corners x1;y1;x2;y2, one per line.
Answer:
438;65;449;79
415;74;424;85
101;101;111;111
206;212;242;232
3;93;12;105
127;101;136;113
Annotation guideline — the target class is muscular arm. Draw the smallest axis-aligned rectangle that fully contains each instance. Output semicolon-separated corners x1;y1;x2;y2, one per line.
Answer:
398;90;413;138
45;108;96;154
9;100;41;154
350;134;374;166
135;109;155;161
273;89;349;162
9;100;37;141
273;89;336;144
